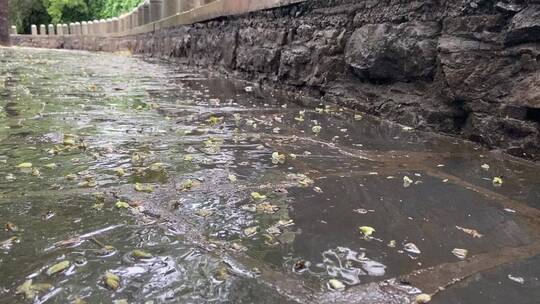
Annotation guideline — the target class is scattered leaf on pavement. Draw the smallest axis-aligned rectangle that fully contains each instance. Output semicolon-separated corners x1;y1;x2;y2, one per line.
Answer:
4;222;18;232
358;226;375;238
243;226;258;237
115;201;130;209
403;176;413;188
113;168;125;177
452;248;468;260
131;250;152;259
103;272;120;290
17;162;32;169
15;280;52;300
271;152;286;165
46;260;70;276
134;183;153;193
508;274;525;284
250;192;267;201
456;226;483;238
404;243;421;254
328;279;345;291
414;294;431;303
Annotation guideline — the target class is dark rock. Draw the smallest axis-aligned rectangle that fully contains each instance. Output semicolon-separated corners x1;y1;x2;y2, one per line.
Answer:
437;36;514;102
278;45;312;85
442;15;505;43
506;5;540;45
236;47;281;73
500;105;528;119
344;22;440;82
509;73;540;108
494;1;523;13
220;30;238;68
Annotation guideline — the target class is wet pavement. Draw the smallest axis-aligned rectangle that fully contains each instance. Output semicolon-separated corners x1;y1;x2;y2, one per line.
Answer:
0;47;540;304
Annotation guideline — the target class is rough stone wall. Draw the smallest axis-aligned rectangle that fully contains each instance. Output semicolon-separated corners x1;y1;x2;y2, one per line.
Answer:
12;0;540;159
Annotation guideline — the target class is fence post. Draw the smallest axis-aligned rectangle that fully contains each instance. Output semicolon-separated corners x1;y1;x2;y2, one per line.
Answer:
112;17;119;33
93;20;100;35
143;2;150;25
82;21;88;35
99;19;106;35
40;24;46;35
119;16;123;33
179;0;196;12
31;24;38;36
150;0;163;22
135;9;141;28
126;13;133;31
137;4;142;26
48;24;54;35
163;0;178;18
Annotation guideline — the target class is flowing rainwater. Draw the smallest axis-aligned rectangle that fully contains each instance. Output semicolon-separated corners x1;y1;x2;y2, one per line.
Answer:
1;47;540;304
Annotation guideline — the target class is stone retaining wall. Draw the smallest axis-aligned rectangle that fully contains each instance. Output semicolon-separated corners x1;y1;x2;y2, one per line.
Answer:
11;0;540;160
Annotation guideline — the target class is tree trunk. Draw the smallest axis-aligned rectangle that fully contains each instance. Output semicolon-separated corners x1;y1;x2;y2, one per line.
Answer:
0;0;10;46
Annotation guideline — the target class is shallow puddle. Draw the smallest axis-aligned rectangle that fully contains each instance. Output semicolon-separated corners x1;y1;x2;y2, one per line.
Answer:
0;47;539;304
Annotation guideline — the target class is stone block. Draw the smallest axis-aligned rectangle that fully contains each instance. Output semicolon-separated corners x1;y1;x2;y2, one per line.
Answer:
75;22;82;35
112;17;119;33
345;22;440;82
93;20;100;34
106;18;113;33
88;21;94;35
506;5;540;45
99;19;107;34
82;21;88;35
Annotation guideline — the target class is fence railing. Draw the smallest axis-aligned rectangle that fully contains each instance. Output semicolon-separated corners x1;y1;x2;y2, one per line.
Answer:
13;0;304;37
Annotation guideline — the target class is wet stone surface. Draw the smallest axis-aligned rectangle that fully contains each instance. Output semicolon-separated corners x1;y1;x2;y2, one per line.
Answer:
0;47;540;304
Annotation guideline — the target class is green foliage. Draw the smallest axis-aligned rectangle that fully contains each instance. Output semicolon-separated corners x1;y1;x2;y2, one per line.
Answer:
9;0;51;34
89;0;143;19
9;0;143;33
44;0;89;24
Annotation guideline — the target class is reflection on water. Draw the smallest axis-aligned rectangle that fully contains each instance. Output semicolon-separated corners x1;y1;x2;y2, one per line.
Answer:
318;247;386;285
0;47;540;304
